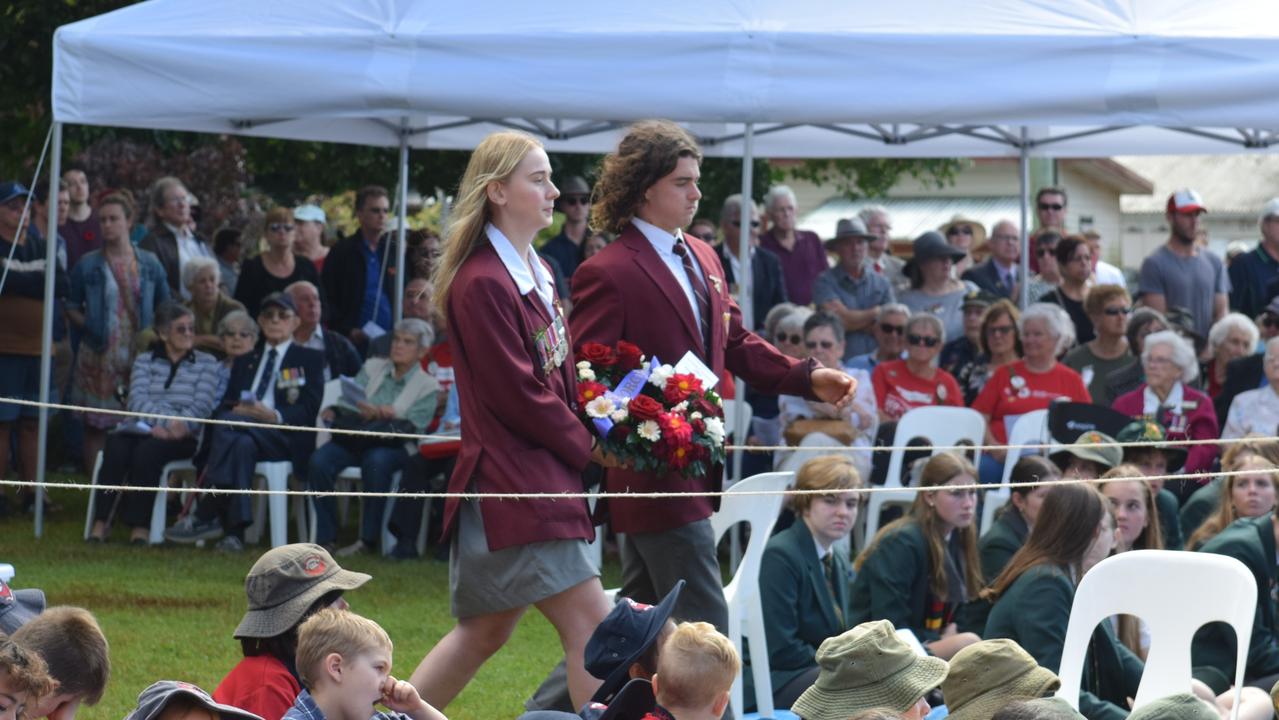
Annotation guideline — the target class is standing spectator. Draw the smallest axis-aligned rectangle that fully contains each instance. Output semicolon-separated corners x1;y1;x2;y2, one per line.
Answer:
321;185;397;356
940;215;984;276
87;302;223;544
1222;337;1279;441
1138;189;1229;339
60;167;101;271
1203;313;1259;400
963;220;1021;299
32;180;69;272
899;231;971;343
959;298;1023;406
541;176;591;278
847;304;908;373
165;292;325;552
1084;231;1126;287
1039;235;1094;345
1112;330;1219;482
292;204;330;273
940;289;996;391
1061;285;1133;406
286;281;360;381
859;204;907;292
68;193;170;475
0;181;68;514
759;185;827;306
1228;198;1279;320
814;218;894;360
1035;187;1068;232
717;194;787;329
1025;230;1063;302
971;303;1089;484
183;257;246;356
686;218;717;244
871;313;962;422
234;207;322;318
140;176;213;299
213;227;243;297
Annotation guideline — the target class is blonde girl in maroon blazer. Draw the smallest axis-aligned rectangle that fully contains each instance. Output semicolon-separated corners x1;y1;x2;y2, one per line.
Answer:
408;131;613;711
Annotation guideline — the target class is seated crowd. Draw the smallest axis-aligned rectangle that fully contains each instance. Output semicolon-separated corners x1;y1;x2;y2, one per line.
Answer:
7;167;1279;720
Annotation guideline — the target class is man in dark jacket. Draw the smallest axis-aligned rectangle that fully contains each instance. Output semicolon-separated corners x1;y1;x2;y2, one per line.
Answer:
716;194;786;330
320;185;398;355
286;280;360;380
139;176;212;298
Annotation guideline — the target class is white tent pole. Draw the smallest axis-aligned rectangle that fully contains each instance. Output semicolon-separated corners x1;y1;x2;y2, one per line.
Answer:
35;122;63;539
394;118;408;324
1018;126;1031;309
730;124;753;481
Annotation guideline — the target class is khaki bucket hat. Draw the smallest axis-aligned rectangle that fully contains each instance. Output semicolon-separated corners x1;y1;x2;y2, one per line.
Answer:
943;639;1060;720
233;543;370;639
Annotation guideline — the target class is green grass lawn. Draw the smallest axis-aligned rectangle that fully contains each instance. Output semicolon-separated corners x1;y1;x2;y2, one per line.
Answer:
2;480;624;720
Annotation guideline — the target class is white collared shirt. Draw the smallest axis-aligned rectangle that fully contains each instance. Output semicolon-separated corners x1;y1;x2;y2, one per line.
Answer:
487;223;557;319
1143;381;1184;416
724;244;753;290
632;217;706;328
165;222;211;300
249;339;293;412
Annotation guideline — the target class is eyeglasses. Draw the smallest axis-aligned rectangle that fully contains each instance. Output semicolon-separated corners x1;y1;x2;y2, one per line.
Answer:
946;226;973;236
168;324;195;336
1102;306;1132;317
729;220;761;229
268;223;294;233
260;309;293;321
221;330;254;339
778;333;802;345
907;334;940;348
805;340;837;350
987;325;1015;336
1038;202;1064;211
562;196;590;206
879;323;905;336
1037;247;1056;257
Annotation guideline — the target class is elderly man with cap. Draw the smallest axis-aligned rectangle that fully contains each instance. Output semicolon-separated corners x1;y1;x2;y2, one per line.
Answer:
293;204;330;273
812;217;895;362
212;543;370;720
541;176;593;279
166;292;325;552
1139;189;1229;340
940;288;997;382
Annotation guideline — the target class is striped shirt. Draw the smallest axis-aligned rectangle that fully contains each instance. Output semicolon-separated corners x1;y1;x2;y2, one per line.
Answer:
282;689;412;720
127;347;227;433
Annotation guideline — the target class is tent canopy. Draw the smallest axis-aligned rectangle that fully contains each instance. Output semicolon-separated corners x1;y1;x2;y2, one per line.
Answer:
53;0;1279;157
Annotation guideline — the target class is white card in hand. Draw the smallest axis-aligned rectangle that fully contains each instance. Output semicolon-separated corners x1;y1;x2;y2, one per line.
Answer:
674;351;719;390
361;320;387;340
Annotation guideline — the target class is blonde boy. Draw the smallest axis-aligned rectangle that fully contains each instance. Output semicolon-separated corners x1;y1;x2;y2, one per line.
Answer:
285;609;445;720
648;622;740;720
0;637;56;720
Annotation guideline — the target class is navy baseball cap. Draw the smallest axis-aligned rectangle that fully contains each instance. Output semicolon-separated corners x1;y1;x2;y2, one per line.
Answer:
0;182;32;205
258;291;296;315
586;580;684;703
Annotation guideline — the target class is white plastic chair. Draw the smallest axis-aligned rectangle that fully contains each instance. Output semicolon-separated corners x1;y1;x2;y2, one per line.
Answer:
709;470;793;720
1056;550;1255;715
979;409;1049;534
0;564;14;583
83;451;198;545
245;461;294;547
863;407;986;543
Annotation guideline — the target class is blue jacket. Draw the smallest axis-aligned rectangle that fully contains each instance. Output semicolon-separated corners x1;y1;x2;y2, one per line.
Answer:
68;247;170;352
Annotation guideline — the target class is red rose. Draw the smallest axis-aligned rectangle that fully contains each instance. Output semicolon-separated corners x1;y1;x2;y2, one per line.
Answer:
628;395;664;422
690;398;722;419
577;381;608;408
577;342;617;367
616;340;644;370
663;374;702;404
610;423;633;441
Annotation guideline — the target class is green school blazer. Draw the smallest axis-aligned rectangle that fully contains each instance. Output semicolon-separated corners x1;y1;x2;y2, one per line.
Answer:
979;506;1028;585
753;519;850;701
1156;488;1184;551
1192;514;1279;693
1180;478;1223;540
984;564;1143;720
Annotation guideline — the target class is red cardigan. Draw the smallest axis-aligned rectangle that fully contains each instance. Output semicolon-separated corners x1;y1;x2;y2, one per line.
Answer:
1112;383;1219;476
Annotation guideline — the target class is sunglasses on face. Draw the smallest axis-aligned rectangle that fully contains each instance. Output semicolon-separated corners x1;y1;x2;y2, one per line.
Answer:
729;220;761;229
561;196;590;206
805;340;837;350
907;334;940;348
222;330;254;339
1038;202;1064;211
1102;306;1132;317
879;323;905;336
778;333;802;345
987;325;1015;336
260;310;293;321
1037;247;1057;257
268;223;294;233
946;226;973;236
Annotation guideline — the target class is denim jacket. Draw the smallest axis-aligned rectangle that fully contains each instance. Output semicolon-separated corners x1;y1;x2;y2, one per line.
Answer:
68;247;170;352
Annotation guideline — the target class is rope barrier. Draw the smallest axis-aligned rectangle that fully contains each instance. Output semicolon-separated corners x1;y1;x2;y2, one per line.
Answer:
2;467;1258;501
0;395;1267;454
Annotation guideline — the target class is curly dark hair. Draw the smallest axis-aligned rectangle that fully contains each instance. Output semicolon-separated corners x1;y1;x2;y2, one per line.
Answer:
591;120;703;234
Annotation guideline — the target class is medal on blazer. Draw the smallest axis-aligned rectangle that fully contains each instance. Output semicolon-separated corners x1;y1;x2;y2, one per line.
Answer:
278;367;306;404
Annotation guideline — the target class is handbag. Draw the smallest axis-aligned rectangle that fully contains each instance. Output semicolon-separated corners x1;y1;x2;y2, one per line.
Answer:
329;406;415;453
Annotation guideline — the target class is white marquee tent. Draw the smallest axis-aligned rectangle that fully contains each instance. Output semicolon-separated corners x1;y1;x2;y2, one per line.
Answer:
41;0;1279;545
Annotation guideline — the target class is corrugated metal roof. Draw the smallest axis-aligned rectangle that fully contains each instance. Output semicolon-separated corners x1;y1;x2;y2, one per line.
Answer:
800;197;1022;241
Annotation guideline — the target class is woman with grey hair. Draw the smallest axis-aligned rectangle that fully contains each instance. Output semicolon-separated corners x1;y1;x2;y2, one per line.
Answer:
183;255;245;355
1203;312;1260;399
1113;330;1219;476
307;317;440;555
772;305;815;360
972;303;1091;484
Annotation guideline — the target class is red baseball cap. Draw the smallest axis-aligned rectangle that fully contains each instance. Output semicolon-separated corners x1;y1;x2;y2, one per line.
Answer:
1166;189;1207;215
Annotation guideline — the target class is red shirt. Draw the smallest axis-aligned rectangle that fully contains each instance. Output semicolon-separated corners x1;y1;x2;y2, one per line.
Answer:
213;655;300;720
871;359;963;419
971;360;1091;443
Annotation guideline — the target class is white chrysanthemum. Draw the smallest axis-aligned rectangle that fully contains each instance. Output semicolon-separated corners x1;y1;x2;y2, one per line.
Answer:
637;420;662;442
703;417;726;444
577;360;591;370
648;364;675;388
610;407;629;423
578;367;596;382
585;396;615;419
672;401;689;413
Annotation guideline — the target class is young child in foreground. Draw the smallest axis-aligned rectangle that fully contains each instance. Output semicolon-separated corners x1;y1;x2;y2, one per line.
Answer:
9;606;111;720
644;622;740;720
282;609;446;720
0;637;56;720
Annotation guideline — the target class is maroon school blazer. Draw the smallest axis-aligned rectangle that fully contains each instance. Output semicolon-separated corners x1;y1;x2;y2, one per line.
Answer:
570;223;815;534
441;244;594;551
